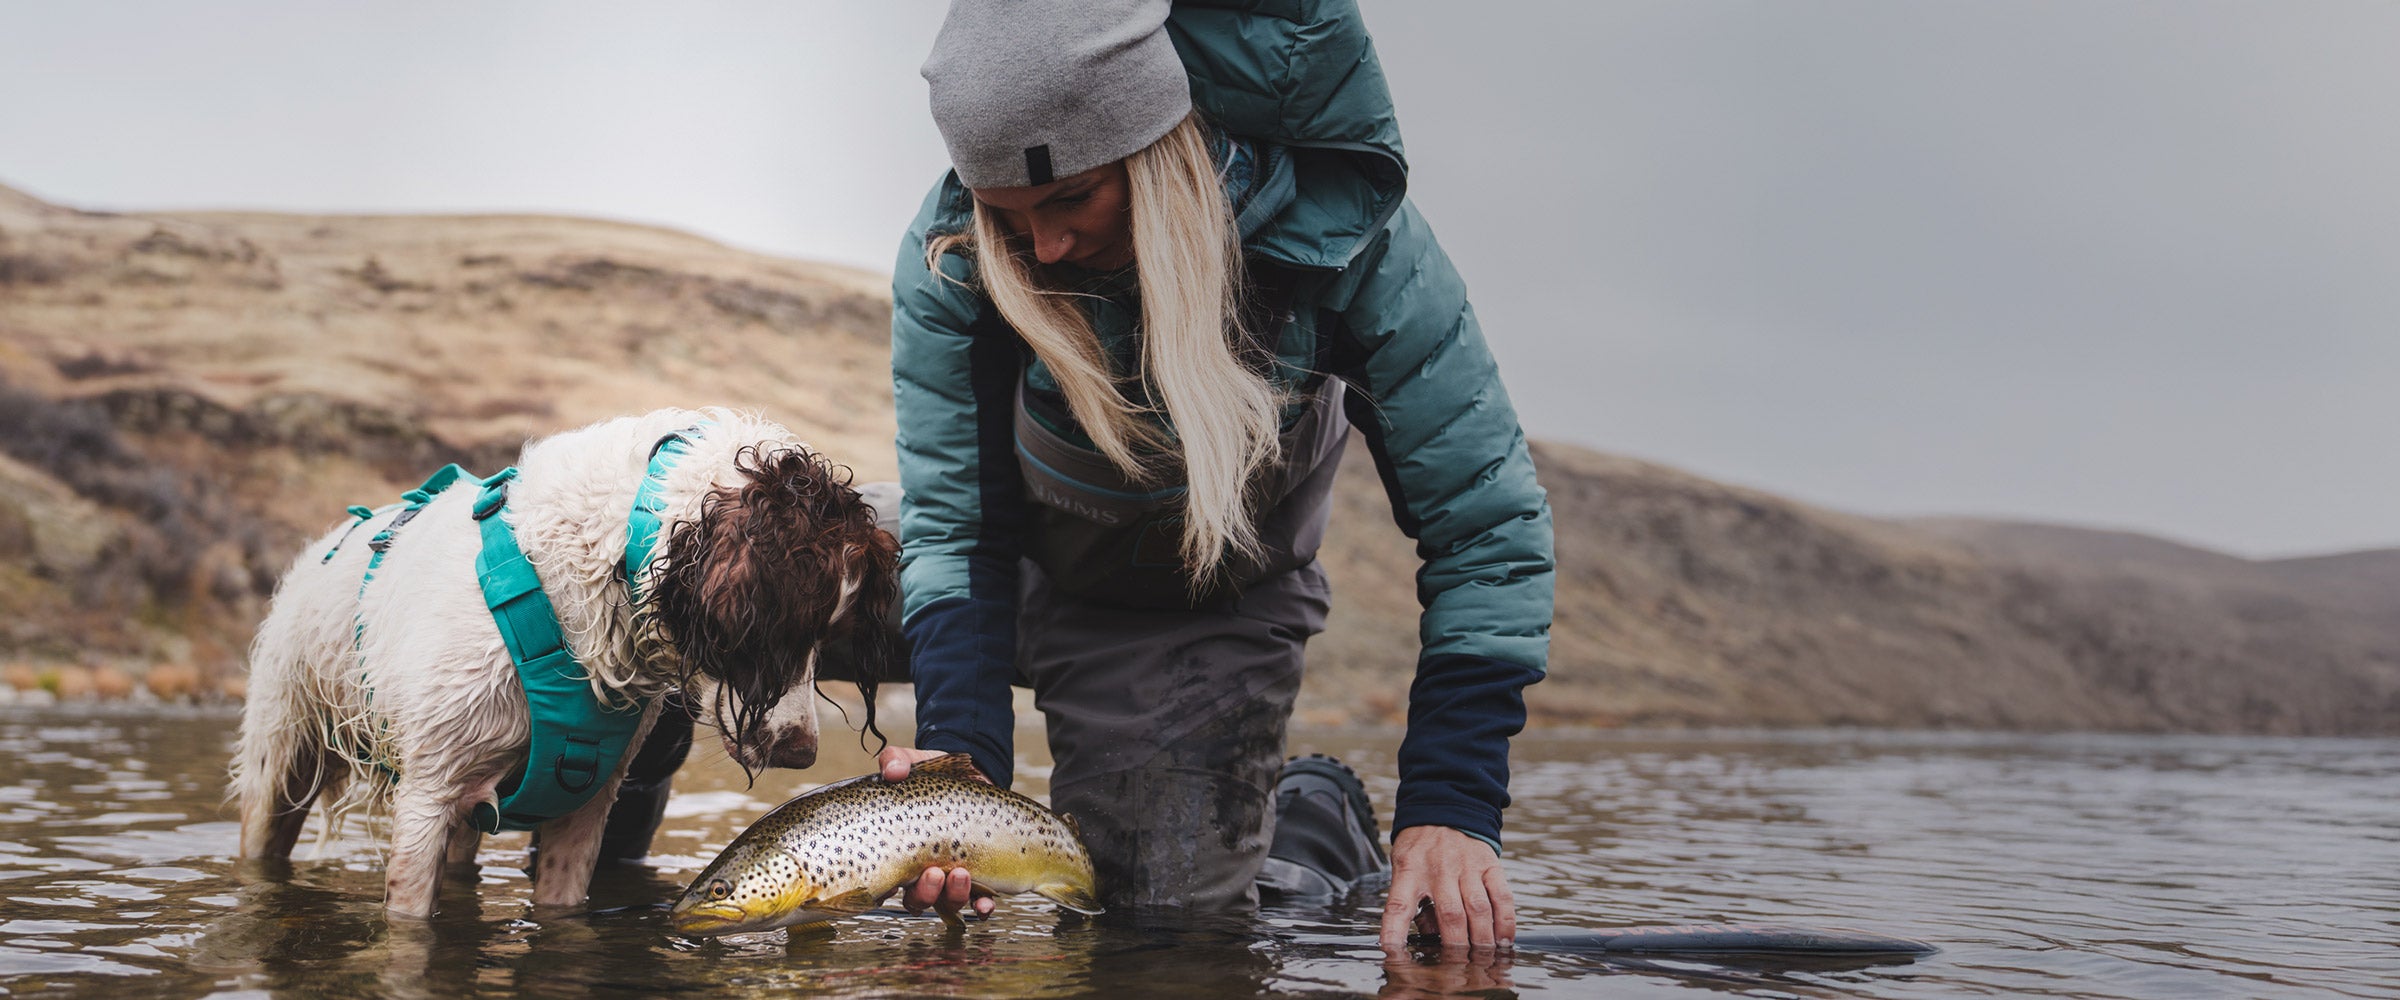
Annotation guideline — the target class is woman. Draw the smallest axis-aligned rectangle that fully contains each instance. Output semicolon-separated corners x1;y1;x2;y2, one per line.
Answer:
880;0;1553;952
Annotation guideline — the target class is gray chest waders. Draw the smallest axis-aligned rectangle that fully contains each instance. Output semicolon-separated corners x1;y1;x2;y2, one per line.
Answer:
1008;376;1351;909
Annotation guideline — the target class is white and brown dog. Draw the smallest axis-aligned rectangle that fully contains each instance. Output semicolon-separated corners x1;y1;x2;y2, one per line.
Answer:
229;408;896;918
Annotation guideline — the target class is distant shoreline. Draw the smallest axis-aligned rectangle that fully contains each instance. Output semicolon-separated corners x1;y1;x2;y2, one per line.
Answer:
8;698;2397;753
5;185;2393;740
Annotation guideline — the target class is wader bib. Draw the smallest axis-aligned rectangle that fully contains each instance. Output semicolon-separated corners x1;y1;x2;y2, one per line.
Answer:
1013;375;1350;610
1013;375;1351;909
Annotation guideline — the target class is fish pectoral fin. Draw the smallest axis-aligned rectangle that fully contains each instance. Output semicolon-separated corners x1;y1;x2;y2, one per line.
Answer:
807;887;879;916
1033;882;1104;916
909;753;985;782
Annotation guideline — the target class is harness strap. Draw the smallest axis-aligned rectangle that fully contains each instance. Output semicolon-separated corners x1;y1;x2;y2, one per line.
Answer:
356;464;472;636
469;467;651;833
321;505;385;563
336;464;471;783
622;422;711;604
360;464;469;591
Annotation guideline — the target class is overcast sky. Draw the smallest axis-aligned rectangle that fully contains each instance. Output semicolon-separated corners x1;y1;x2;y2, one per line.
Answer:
5;2;2394;558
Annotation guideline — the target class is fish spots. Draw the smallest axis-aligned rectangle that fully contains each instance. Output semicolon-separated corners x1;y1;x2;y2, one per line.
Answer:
690;770;1100;928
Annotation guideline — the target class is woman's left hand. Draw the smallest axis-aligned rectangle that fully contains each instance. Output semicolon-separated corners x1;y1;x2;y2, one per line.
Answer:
1380;825;1515;953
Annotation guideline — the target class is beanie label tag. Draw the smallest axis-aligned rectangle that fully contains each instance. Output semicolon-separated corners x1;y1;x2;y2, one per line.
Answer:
1024;144;1054;186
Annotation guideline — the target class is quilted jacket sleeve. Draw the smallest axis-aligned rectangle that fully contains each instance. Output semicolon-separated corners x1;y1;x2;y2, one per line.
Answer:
1327;199;1555;847
890;204;1028;789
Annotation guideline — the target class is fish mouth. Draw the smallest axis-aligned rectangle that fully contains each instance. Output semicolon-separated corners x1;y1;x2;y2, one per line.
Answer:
672;901;857;938
670;902;767;937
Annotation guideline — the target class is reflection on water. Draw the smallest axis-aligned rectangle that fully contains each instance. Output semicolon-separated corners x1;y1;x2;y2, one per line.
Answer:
0;707;2393;998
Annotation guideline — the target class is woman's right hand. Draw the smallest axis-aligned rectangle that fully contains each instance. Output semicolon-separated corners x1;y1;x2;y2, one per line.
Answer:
875;746;998;922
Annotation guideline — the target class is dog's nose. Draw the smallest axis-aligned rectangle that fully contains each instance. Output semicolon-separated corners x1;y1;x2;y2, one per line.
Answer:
764;728;817;770
723;736;815;771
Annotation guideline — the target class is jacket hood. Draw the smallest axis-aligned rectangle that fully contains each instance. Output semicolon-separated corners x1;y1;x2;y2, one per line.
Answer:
1167;0;1407;270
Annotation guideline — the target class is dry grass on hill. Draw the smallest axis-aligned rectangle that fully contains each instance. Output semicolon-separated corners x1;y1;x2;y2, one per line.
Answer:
4;182;2395;734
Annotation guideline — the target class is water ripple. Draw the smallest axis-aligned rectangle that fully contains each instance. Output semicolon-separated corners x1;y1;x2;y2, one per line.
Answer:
0;711;2393;997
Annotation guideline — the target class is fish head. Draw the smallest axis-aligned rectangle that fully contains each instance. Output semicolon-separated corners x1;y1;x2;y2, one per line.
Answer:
670;836;836;937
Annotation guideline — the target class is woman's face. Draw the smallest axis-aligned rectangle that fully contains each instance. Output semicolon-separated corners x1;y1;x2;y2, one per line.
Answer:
972;160;1135;270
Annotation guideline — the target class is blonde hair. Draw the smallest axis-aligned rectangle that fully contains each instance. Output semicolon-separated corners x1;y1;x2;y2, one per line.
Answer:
929;113;1282;583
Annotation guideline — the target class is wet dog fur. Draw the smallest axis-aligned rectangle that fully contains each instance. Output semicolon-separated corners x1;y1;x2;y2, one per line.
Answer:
228;408;896;918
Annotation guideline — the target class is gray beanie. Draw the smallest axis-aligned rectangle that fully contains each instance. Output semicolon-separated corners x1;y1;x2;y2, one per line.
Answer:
922;0;1192;189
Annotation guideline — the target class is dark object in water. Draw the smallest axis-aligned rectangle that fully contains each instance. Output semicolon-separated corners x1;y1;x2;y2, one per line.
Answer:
1509;923;1936;957
1260;755;1934;962
1380;923;1935;981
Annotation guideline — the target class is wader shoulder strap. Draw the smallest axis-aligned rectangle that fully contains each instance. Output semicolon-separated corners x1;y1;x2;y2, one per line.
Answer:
469;468;650;833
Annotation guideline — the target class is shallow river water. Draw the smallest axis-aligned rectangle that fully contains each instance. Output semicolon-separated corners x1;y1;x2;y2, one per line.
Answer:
0;707;2393;999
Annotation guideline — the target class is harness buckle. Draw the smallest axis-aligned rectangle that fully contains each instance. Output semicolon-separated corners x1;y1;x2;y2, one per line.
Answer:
473;471;516;521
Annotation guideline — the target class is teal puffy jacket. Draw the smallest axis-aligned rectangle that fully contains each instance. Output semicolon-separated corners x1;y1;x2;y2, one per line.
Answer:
890;0;1554;847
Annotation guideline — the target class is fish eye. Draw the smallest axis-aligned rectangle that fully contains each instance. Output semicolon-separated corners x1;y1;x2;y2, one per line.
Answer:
707;879;732;901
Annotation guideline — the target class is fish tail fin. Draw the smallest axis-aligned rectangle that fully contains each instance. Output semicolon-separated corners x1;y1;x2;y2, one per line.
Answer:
1034;881;1104;916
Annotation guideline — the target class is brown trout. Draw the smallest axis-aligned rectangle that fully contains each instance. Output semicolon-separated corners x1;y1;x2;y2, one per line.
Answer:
670;754;1102;936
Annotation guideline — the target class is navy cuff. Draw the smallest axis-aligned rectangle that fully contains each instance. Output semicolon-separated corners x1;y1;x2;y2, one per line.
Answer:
1392;653;1542;848
903;595;1018;789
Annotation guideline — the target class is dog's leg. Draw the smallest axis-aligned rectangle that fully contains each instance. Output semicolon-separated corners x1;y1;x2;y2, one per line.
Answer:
232;636;336;860
442;822;482;878
526;780;621;910
384;778;460;919
239;745;331;859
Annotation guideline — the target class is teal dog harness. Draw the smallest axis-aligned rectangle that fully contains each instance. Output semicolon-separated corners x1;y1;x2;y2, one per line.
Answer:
336;425;708;833
622;427;704;604
465;466;651;832
467;424;709;831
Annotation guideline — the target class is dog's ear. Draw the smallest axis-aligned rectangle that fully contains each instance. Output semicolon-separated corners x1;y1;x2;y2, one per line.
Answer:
821;524;901;751
697;542;760;633
651;443;909;773
653;444;852;771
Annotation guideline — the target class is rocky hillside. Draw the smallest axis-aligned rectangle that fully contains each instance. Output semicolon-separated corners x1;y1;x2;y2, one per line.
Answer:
4;182;2394;734
0;182;895;675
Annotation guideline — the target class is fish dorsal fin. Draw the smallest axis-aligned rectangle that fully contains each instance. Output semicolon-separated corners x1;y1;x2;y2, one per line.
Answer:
910;753;984;781
1058;811;1083;839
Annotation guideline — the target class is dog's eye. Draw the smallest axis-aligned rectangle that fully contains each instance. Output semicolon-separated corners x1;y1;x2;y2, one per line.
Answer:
707;879;732;901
